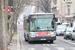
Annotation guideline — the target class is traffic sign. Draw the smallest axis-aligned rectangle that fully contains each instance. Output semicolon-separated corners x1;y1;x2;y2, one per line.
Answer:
3;6;11;14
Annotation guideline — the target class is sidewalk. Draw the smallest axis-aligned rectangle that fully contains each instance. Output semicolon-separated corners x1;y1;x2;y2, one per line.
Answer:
8;34;17;50
8;25;22;50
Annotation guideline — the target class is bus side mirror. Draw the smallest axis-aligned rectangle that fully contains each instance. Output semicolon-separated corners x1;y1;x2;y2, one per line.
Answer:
55;18;58;22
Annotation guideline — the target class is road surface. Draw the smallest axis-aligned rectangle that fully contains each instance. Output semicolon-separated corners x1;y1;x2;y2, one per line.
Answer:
17;25;75;50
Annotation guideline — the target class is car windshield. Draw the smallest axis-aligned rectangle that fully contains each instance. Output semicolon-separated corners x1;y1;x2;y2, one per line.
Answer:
62;23;69;27
66;28;73;32
30;18;55;31
57;26;66;30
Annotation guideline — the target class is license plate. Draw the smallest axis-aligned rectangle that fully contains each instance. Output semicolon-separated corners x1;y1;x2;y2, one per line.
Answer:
40;39;46;40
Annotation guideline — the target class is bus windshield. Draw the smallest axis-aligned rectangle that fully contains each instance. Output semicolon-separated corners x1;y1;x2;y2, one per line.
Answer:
30;18;55;31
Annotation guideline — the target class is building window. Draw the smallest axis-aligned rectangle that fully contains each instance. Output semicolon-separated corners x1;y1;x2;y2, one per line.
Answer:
66;5;70;14
64;0;65;1
53;0;57;5
67;0;71;1
52;7;57;10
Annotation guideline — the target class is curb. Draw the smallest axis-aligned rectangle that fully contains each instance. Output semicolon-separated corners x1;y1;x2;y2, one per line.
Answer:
57;38;75;46
17;31;20;50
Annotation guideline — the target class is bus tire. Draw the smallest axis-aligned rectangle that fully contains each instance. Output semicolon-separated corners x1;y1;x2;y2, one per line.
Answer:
71;38;74;41
28;38;32;43
28;40;32;43
24;34;28;41
25;37;28;41
24;33;25;38
56;34;59;36
50;40;53;43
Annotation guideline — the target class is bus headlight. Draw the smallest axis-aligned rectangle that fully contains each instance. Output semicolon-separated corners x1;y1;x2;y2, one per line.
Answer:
51;32;56;37
30;33;35;37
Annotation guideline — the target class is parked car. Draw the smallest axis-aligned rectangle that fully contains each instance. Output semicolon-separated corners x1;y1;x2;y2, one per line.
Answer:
73;26;75;29
55;22;61;28
56;25;66;36
64;27;74;39
71;30;75;41
55;22;61;25
62;22;69;27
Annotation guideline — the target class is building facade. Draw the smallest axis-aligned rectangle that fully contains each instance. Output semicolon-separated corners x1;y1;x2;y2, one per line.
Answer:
51;0;66;22
65;0;75;26
51;0;75;26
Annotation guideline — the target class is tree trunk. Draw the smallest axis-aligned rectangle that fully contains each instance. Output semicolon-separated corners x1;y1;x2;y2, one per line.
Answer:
0;0;7;50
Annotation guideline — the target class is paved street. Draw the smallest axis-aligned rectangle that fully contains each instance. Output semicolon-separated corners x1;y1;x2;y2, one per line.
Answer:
18;24;75;50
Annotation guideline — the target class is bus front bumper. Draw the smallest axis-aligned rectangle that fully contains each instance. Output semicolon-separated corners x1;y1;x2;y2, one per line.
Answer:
29;36;56;41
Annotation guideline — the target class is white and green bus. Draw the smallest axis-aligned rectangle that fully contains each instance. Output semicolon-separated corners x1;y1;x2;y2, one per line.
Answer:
24;13;56;43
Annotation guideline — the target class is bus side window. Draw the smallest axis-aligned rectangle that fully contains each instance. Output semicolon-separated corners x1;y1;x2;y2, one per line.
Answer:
28;23;30;31
24;19;28;31
51;19;54;28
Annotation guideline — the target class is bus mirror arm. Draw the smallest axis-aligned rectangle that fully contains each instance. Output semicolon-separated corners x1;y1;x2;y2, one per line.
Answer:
54;18;57;22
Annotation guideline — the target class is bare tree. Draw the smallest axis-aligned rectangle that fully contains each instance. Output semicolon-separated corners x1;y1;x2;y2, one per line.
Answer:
37;0;51;13
22;0;32;5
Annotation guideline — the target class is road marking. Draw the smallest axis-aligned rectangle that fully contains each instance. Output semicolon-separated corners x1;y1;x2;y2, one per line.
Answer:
65;47;71;49
35;44;41;46
55;47;65;50
34;44;38;46
46;44;50;46
28;48;35;50
50;44;58;46
43;44;46;46
71;47;75;50
66;47;75;50
43;47;51;50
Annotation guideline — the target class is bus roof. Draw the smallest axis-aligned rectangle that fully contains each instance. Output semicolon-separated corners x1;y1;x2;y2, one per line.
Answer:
24;13;55;19
30;13;54;15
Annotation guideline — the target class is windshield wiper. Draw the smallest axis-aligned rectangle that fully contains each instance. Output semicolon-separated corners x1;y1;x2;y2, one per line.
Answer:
31;29;40;32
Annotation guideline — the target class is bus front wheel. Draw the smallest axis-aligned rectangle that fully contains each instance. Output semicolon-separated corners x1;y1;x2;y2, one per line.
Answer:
28;40;32;43
24;34;28;41
25;37;28;41
28;38;32;43
50;40;53;43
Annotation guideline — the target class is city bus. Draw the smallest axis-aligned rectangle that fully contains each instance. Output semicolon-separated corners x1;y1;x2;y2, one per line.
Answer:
23;13;56;43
